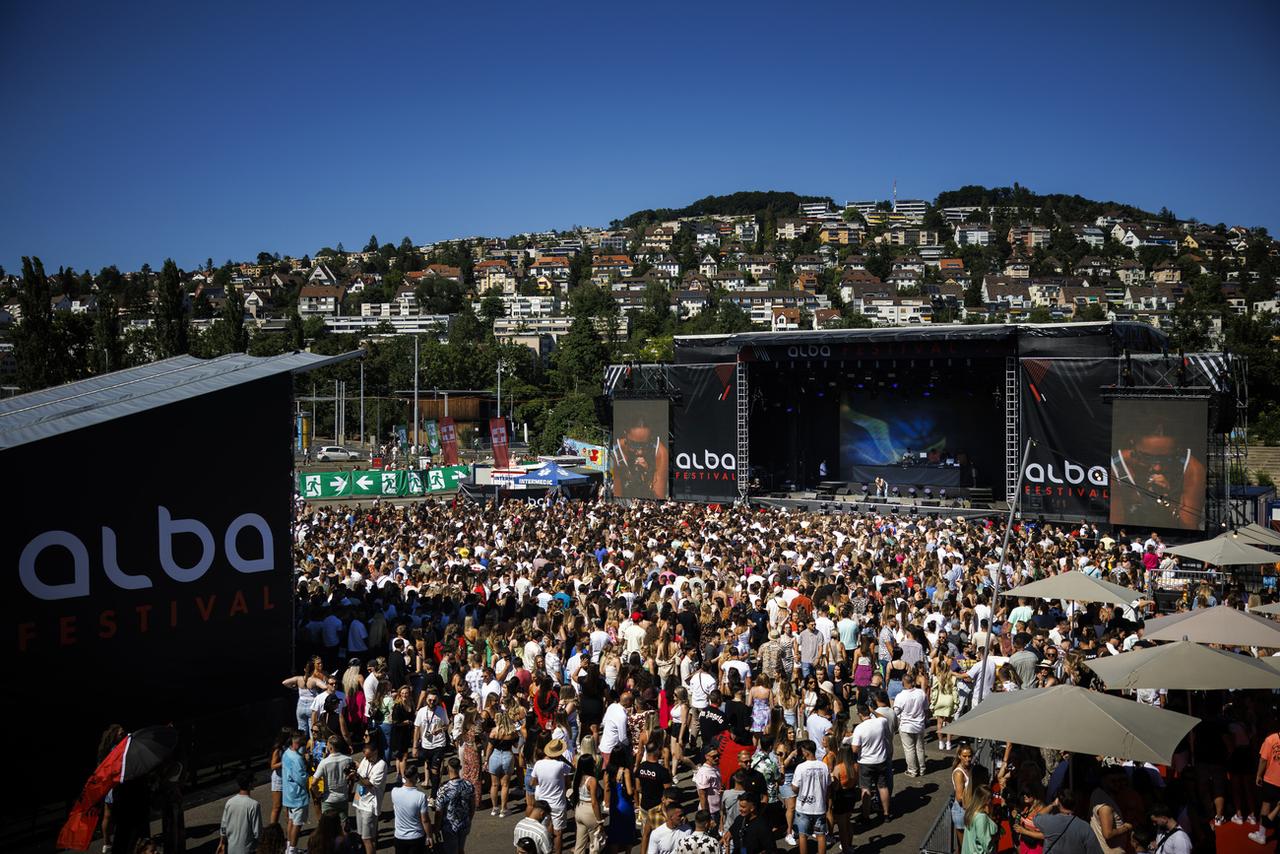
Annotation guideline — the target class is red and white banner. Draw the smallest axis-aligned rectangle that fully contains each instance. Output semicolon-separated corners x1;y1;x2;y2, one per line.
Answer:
440;417;459;466
490;417;510;469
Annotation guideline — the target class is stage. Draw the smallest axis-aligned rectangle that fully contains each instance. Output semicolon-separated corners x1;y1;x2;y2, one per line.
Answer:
845;463;968;488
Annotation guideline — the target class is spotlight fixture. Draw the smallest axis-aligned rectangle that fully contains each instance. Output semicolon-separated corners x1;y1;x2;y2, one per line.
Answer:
908;487;918;498
924;487;933;498
940;488;947;499
892;486;901;497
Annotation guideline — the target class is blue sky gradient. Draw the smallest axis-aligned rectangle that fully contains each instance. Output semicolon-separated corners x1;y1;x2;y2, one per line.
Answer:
2;1;1278;272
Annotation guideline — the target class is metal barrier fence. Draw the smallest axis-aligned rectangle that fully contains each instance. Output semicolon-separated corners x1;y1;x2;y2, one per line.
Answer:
919;795;954;854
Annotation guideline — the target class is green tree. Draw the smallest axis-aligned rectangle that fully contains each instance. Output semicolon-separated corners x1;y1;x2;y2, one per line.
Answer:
365;234;380;253
479;292;505;326
91;290;123;373
154;259;189;357
12;257;55;390
552;314;608;393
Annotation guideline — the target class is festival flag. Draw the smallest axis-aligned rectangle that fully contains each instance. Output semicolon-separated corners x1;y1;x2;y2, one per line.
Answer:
490;417;510;469
440;416;459;465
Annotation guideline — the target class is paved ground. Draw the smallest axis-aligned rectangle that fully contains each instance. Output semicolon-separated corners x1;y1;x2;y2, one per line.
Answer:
83;738;955;854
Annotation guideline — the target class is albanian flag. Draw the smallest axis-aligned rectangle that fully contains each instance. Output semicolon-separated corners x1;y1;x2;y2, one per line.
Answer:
58;726;178;850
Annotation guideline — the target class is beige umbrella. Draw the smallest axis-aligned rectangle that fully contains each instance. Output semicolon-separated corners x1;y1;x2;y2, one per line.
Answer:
1001;570;1141;608
1083;640;1280;690
1143;605;1280;646
1217;523;1280;548
1163;537;1279;567
1252;602;1280;617
942;685;1197;765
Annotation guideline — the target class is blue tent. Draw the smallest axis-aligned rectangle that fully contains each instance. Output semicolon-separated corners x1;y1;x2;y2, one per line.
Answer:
515;462;589;487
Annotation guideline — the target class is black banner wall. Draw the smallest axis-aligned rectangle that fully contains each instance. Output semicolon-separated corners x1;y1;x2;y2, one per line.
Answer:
670;363;739;501
1020;358;1115;517
4;375;294;803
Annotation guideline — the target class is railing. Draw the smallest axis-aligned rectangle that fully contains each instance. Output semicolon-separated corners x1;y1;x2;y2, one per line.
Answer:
919;795;955;854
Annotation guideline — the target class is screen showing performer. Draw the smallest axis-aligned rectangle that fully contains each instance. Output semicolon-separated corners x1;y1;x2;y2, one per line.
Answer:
610;399;670;499
1109;398;1208;530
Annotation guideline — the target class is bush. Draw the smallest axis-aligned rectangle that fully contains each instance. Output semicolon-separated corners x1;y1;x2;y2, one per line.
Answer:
1255;404;1280;446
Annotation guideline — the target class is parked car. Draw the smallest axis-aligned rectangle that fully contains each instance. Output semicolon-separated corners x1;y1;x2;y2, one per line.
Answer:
316;445;360;462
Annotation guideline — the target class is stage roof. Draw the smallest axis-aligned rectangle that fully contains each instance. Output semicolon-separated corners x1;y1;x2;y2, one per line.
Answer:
0;351;363;450
672;321;1168;363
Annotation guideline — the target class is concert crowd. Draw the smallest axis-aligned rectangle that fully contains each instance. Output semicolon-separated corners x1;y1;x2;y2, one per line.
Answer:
213;497;1278;854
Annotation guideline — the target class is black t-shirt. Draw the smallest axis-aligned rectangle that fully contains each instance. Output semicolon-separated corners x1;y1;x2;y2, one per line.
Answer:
635;761;672;809
679;610;701;647
739;767;767;799
725;700;752;743
699;706;728;746
728;814;777;854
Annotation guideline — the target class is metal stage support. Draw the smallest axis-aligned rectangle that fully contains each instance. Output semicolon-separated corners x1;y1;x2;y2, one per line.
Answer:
1004;356;1020;503
736;359;750;502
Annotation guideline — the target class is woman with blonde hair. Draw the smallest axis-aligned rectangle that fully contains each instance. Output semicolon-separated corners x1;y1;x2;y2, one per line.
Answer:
486;707;519;816
962;784;998;854
931;659;959;751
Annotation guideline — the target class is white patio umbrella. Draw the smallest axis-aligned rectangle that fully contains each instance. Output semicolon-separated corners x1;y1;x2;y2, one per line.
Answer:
1163;538;1279;567
1217;523;1280;548
942;685;1197;765
1001;570;1141;608
1083;640;1280;690
1143;605;1280;646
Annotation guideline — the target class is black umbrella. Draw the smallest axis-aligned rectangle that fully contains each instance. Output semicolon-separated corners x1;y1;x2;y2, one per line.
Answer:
120;725;180;779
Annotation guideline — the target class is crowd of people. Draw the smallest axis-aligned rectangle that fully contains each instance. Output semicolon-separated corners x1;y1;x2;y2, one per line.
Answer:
213;496;1280;854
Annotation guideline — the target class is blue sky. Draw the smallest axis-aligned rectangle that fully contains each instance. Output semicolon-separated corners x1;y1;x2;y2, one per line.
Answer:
2;1;1278;273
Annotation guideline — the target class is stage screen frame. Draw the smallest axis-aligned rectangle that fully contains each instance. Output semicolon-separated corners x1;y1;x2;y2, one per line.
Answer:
610;399;670;499
1109;397;1208;530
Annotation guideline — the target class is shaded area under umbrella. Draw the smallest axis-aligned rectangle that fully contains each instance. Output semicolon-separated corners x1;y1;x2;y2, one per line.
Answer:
942;684;1197;765
1084;640;1280;690
1143;604;1280;646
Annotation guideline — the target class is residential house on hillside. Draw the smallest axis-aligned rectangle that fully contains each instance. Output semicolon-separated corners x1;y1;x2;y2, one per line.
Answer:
1074;256;1113;279
793;254;824;273
1072;225;1106;247
742;254;777;278
1003;255;1031;278
591;254;633;285
298;284;345;316
307;264;340;287
475;259;518;295
1116;259;1144;286
777;218;811;241
884;227;938;247
528;255;571;287
793;271;821;292
699;255;720;277
981;277;1032;312
1152;261;1182;284
643;225;677;251
819;222;863;245
1123;283;1179;312
771;307;802;331
1008;224;1052;251
888;268;922;292
955;223;992;246
735;220;759;243
692;222;720;249
673;290;711;318
713;269;748;290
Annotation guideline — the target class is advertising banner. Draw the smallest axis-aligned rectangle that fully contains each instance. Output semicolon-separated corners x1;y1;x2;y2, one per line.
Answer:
490;417;511;469
610;399;670;499
670;363;739;501
3;376;294;802
440;416;459;465
424;419;442;455
299;466;470;498
1020;358;1115;518
1110;398;1208;530
563;437;608;472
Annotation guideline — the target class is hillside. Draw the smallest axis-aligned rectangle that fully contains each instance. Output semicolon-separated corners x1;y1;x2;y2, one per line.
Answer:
614;191;833;229
933;184;1160;223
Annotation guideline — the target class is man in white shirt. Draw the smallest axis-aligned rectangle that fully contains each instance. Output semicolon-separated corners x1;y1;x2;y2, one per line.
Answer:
589;621;610;663
413;691;449;796
891;674;929;777
848;704;892;820
530;740;573;854
623;615;648;658
353;741;387;854
599;691;634;762
805;702;832;760
647;802;691;854
790;739;831;854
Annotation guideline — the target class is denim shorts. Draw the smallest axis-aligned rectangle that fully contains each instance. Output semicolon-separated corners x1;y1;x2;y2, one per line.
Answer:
288;804;309;826
794;812;828;838
779;783;795;800
488;749;515;776
950;799;965;830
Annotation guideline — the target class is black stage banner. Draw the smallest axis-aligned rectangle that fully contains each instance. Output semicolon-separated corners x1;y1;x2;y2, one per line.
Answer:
1020;358;1114;518
671;363;739;502
4;375;294;800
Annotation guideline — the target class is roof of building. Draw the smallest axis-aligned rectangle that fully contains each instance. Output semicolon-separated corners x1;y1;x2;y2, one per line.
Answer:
0;352;362;451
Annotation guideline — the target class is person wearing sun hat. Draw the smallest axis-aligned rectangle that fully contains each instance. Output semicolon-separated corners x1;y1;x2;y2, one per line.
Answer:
531;739;573;854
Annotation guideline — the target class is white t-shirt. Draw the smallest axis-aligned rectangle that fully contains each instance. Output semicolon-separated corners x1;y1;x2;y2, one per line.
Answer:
599;702;630;755
792;758;831;816
849;717;892;765
892;687;929;734
414;705;448;749
531;757;572;811
686;671;716;709
623;623;647;656
806;715;832;759
354;757;387;813
647;823;691;854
